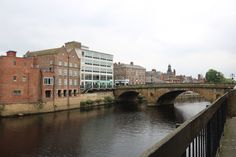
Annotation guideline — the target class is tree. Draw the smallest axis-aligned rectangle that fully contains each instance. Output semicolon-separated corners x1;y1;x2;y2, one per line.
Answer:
205;69;225;83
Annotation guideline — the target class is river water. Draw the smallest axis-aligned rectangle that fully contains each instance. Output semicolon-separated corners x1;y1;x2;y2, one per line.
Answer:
0;101;210;157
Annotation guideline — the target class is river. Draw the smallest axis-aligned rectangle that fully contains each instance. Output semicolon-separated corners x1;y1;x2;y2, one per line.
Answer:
0;101;210;157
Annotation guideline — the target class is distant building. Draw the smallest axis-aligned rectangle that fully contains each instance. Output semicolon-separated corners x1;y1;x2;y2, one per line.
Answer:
160;64;178;83
77;45;114;89
146;69;165;84
114;62;146;85
0;51;45;104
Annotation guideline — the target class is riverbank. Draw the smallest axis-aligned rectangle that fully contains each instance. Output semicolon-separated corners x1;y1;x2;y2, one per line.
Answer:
0;92;114;117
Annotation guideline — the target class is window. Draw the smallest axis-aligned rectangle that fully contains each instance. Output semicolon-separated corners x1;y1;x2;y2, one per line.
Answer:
85;67;92;72
63;69;67;76
58;69;62;75
74;80;77;85
107;76;113;81
74;90;77;96
93;67;99;73
69;90;72;96
69;70;72;76
101;75;106;80
100;68;106;73
85;59;92;65
64;62;68;66
58;90;62;97
74;71;77;76
69;63;73;67
85;74;92;80
69;79;72;85
59;61;62;66
74;63;77;67
13;90;21;96
49;60;53;65
43;77;54;85
63;90;67;96
13;76;17;81
45;90;51;98
22;76;27;82
64;79;67;85
58;79;62;85
93;75;99;80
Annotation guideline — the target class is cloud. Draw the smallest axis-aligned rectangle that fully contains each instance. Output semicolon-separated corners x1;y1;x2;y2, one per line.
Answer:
0;0;235;77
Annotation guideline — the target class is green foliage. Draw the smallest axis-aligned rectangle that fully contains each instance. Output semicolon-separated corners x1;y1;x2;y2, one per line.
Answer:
205;69;225;83
95;99;102;104
80;99;94;107
103;96;114;104
85;99;94;105
224;78;236;83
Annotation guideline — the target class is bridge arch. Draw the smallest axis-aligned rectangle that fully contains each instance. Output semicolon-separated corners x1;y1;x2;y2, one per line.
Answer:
156;90;187;106
118;91;140;102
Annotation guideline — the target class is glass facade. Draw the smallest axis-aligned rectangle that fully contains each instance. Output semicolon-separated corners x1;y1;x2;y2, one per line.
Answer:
78;49;114;89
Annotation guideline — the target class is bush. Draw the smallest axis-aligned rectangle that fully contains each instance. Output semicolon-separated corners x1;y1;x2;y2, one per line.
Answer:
104;96;114;104
85;99;94;105
95;99;102;104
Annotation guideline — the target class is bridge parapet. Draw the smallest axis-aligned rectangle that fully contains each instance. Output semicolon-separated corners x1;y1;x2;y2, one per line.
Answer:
114;84;235;105
115;83;235;89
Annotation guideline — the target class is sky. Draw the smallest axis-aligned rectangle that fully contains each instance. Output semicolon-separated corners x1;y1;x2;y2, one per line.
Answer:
0;0;236;78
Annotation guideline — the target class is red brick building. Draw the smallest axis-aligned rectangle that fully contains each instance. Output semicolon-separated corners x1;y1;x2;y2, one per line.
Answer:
0;51;41;104
25;41;81;100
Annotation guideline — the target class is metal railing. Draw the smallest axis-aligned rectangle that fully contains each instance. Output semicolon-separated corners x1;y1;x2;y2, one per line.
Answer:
140;92;230;157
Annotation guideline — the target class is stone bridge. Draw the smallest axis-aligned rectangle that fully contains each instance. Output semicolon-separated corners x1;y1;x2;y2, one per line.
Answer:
113;83;235;105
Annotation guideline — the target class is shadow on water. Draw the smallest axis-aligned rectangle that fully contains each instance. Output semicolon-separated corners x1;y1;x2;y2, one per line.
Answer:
114;101;142;112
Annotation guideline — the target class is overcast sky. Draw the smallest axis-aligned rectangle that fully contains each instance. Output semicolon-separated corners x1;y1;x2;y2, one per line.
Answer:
0;0;235;78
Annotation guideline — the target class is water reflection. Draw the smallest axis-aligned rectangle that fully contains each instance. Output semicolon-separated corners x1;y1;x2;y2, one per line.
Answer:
0;100;209;157
174;101;211;123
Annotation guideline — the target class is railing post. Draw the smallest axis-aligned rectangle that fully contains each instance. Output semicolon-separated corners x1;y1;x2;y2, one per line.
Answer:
181;151;186;157
206;121;211;157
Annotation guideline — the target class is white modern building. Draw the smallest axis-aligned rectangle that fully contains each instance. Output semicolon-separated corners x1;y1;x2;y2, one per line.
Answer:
76;45;114;89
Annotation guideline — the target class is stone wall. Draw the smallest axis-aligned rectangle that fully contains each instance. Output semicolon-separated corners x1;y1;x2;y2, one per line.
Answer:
0;92;114;117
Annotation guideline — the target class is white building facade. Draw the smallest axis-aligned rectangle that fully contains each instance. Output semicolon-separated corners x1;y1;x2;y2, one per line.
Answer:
76;46;114;89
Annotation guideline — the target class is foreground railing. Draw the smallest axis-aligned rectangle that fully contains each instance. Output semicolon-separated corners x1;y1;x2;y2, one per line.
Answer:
140;92;229;157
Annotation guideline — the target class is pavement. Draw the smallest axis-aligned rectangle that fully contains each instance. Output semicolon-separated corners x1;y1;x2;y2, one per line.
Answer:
218;117;236;157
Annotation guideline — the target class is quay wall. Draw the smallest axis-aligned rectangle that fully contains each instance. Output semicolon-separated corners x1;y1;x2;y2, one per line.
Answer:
0;92;114;117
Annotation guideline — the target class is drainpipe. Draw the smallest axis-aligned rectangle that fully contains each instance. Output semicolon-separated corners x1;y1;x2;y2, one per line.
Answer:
67;51;70;108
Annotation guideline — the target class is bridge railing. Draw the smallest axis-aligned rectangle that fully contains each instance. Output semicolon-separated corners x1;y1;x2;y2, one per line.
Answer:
140;92;230;157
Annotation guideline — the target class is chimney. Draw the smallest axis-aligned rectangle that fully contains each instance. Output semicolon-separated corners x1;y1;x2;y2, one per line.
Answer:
65;41;81;51
130;62;134;65
118;62;120;65
6;51;17;57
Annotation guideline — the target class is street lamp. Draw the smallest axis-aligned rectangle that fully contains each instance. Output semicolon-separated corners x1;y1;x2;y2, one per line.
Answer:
231;73;235;83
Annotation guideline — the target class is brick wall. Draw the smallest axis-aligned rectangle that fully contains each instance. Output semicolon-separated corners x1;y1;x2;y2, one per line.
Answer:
0;51;41;104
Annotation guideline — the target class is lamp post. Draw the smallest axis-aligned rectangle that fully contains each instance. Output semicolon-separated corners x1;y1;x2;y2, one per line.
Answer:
231;73;235;83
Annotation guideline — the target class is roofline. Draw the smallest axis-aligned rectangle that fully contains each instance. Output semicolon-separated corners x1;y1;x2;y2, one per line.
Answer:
81;48;113;57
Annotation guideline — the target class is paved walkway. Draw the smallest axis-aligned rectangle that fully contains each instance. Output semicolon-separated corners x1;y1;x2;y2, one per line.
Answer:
218;117;236;157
